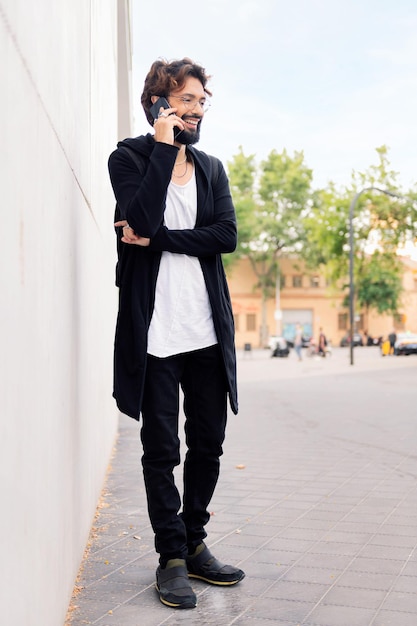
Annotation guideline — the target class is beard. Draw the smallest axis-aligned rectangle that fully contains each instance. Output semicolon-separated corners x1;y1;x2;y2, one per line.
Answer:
175;116;202;145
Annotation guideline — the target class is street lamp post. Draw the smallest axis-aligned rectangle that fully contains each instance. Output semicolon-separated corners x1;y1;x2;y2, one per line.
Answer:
348;186;401;365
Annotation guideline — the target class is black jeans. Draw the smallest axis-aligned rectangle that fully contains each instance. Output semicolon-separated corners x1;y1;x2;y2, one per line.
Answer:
141;345;228;565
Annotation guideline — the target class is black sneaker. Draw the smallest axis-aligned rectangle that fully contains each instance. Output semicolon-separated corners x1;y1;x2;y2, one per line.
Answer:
155;559;197;609
186;543;245;586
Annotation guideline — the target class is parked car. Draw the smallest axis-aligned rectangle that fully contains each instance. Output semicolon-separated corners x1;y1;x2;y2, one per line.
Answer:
340;332;363;347
394;332;417;356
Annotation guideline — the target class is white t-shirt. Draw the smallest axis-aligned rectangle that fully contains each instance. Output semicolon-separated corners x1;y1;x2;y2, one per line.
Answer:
147;169;218;357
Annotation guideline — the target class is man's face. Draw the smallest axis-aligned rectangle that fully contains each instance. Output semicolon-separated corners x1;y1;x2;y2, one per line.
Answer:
168;77;208;146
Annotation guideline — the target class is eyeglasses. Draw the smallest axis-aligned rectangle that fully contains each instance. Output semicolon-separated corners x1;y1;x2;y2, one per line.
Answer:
169;95;211;112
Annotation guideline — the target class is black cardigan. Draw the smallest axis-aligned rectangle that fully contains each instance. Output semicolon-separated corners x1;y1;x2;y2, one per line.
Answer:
108;134;238;419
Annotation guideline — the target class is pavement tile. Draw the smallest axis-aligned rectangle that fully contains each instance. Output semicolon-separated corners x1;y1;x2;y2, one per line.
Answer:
213;542;251;560
237;523;285;537
305;510;352;522
104;563;158;586
379;523;417;536
380;590;417;612
92;601;166;626
372;610;417;626
232;615;300;626
333;570;397;590
220;532;276;550
308;541;363;557
281;566;340;585
290;518;337;531
247;598;317;622
319;530;375;544
248;548;303;567
236;576;277;597
306;604;376;625
321;585;386;609
243;561;288;580
265;537;318;553
368;533;417;548
71;600;116;625
388;509;417;528
296;553;353;571
359;544;415;560
402;561;417;576
263;580;329;603
347;556;404;575
275;527;328;542
79;579;147;604
330;520;385;534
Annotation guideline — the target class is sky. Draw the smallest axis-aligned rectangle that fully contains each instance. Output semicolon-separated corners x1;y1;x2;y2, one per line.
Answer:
131;0;417;191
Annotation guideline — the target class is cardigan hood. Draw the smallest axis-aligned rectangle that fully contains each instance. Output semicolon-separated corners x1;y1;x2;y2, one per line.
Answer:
117;133;156;158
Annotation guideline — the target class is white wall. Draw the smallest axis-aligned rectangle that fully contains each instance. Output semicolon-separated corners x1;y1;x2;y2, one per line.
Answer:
0;2;132;624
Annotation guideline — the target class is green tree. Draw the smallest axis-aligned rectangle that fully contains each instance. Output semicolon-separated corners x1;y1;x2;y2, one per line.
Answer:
302;184;351;286
355;252;403;321
352;146;416;252
303;146;416;319
228;147;313;346
226;146;258;264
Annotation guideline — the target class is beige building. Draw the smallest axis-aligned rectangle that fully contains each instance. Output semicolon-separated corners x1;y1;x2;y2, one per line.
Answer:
227;256;417;349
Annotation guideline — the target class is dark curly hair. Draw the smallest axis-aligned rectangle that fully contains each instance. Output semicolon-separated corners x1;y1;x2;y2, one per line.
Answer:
141;57;212;126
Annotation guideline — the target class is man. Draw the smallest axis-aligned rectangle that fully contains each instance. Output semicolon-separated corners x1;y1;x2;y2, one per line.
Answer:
388;329;397;355
108;58;244;610
294;323;303;361
318;327;327;357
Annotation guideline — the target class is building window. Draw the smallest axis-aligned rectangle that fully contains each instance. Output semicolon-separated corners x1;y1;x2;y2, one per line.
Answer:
357;314;364;331
280;275;286;288
394;313;406;331
338;313;348;330
292;275;302;288
246;313;256;331
338;313;365;331
310;276;320;288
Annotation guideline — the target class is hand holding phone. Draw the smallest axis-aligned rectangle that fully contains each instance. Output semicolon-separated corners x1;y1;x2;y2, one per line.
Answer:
150;97;171;121
150;97;184;141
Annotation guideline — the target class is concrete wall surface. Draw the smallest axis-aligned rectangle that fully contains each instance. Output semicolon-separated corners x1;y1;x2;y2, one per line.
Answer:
0;2;132;624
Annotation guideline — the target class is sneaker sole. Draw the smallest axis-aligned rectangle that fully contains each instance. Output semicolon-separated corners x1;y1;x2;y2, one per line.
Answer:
187;572;245;586
155;583;197;609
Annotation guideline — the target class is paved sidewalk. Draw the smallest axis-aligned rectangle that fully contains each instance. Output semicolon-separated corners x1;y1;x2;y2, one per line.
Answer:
67;347;417;626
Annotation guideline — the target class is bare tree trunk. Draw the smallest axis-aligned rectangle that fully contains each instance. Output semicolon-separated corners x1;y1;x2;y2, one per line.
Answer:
260;290;269;347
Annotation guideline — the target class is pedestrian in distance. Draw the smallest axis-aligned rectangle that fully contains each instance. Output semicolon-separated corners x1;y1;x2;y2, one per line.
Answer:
318;327;327;357
388;329;397;355
294;323;303;361
108;57;245;610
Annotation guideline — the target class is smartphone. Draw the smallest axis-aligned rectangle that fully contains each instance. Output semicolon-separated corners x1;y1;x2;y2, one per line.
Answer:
150;97;183;138
150;97;171;120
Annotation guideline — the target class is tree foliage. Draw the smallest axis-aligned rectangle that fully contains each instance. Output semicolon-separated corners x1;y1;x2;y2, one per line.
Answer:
302;146;416;317
227;146;313;344
227;144;416;339
354;252;403;315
